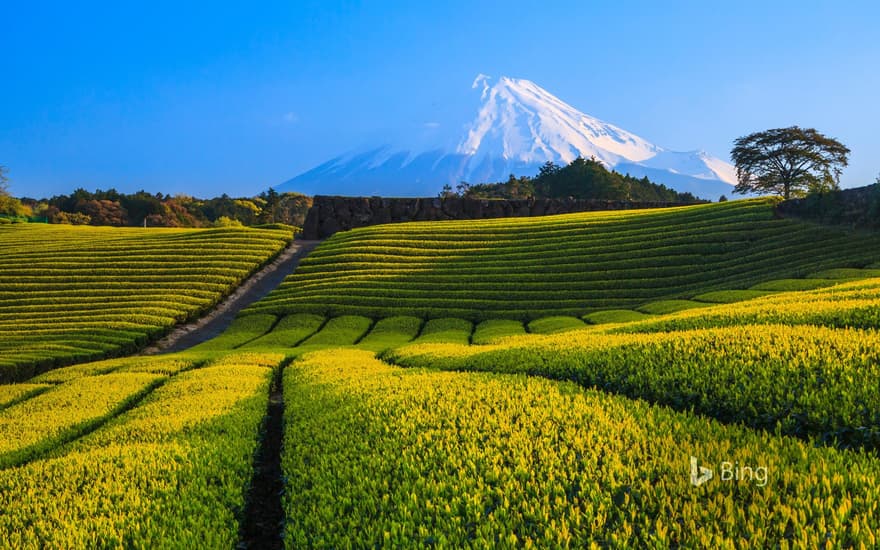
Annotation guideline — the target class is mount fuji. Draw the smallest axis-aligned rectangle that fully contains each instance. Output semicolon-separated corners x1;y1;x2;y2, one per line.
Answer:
279;76;736;200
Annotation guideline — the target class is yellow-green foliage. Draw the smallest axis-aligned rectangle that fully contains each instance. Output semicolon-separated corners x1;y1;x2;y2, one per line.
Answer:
618;277;880;333
0;383;50;409
0;224;291;381
0;373;163;467
387;323;880;450
114;357;198;375
0;355;279;548
28;358;130;383
67;362;275;447
808;268;880;279
29;355;190;383
5;198;880;546
283;349;880;548
207;351;286;370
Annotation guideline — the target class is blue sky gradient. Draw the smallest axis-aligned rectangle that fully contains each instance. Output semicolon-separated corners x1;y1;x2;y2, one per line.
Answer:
2;0;878;197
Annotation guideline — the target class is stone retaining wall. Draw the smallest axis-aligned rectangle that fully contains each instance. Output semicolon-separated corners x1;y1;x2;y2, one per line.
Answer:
300;196;706;239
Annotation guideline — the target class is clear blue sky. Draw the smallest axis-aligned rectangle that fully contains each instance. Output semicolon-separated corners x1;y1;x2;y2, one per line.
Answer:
2;0;878;198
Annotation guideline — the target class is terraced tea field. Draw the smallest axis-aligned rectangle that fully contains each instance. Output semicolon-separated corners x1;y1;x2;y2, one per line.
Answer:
3;199;880;547
246;198;880;320
0;224;292;381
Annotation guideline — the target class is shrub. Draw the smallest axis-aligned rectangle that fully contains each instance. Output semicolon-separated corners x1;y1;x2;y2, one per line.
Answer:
213;216;243;228
54;211;92;225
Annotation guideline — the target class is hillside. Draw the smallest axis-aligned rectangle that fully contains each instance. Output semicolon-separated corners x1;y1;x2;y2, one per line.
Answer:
0;224;292;381
245;198;880;320
3;202;880;546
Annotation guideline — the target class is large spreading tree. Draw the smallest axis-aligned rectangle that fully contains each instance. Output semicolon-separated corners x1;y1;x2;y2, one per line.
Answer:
731;126;850;199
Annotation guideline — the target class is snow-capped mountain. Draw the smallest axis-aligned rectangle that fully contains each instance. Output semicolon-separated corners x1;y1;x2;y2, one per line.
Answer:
279;76;736;199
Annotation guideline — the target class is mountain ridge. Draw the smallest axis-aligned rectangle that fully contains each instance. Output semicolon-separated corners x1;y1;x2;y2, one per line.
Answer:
280;76;736;199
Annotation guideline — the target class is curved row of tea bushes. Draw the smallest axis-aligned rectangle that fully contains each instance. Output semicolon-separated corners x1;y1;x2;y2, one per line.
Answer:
615;277;880;333
30;356;198;384
247;199;880;320
527;315;587;334
0;383;50;409
188;314;279;352
355;316;423;352
0;224;292;380
202;270;880;357
471;319;527;344
411;317;473;345
283;349;880;547
242;313;326;349
297;315;373;347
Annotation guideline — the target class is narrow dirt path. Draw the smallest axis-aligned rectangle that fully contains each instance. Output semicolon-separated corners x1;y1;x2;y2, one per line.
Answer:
238;361;286;549
142;239;321;354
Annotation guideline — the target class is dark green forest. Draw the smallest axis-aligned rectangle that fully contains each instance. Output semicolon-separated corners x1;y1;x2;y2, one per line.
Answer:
442;157;702;202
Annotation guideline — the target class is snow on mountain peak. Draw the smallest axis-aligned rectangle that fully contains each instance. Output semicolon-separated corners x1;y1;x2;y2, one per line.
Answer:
457;75;662;167
472;73;492;100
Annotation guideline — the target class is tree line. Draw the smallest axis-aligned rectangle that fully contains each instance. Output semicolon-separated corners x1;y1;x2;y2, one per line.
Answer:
0;177;309;228
440;156;702;202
